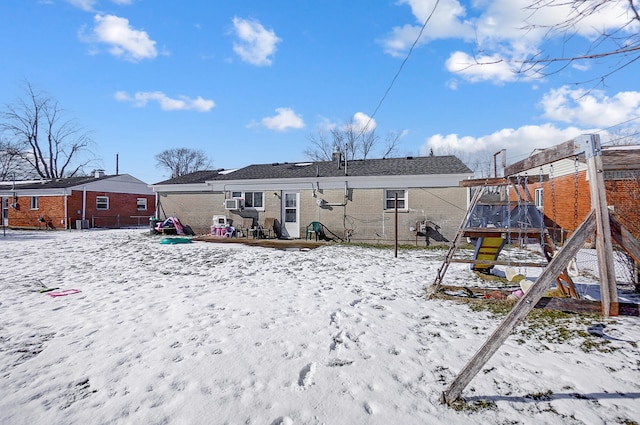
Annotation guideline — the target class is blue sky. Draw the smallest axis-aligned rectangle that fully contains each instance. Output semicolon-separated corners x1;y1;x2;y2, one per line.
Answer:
1;0;639;184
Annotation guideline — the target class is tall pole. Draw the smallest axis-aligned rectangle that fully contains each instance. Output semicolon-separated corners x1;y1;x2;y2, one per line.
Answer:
585;134;618;316
394;193;398;258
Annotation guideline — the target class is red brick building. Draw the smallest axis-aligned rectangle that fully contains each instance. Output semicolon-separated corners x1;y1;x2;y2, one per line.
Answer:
0;171;155;229
527;146;640;241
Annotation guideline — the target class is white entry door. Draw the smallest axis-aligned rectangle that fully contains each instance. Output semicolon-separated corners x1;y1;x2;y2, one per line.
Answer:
281;192;300;238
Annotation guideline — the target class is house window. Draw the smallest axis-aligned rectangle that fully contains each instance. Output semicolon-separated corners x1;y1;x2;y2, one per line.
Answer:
96;196;109;210
31;196;39;210
534;188;544;209
385;189;406;210
231;191;264;209
137;198;148;211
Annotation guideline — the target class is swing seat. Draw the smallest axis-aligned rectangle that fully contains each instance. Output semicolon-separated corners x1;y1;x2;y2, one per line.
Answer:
505;267;526;283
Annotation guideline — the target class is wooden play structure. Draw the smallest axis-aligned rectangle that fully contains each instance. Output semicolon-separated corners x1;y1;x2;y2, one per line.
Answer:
429;134;640;404
431;173;579;299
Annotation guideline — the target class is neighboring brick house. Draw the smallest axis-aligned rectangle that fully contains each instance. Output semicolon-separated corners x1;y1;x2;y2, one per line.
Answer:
0;171;155;229
151;155;474;245
522;145;640;241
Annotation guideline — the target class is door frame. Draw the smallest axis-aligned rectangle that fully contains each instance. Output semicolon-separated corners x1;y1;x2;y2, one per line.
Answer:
281;191;300;238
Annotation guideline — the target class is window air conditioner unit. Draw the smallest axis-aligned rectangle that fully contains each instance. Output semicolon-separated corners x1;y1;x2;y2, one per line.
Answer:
224;198;244;211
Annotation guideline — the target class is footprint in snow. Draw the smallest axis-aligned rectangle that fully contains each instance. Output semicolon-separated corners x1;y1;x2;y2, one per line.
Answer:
330;311;341;326
270;417;293;425
364;401;375;415
298;362;316;388
327;358;353;367
330;331;344;352
350;298;364;307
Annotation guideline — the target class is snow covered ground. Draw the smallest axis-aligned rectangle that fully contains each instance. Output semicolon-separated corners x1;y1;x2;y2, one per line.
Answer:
0;228;639;425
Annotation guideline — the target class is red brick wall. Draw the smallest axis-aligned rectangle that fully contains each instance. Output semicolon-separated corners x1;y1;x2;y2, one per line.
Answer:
78;191;155;228
542;170;591;234
539;171;640;240
7;191;156;229
606;178;640;239
7;195;66;229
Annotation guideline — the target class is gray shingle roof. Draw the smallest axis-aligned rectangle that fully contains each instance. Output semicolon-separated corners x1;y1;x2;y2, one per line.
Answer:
154;156;472;185
5;175;115;190
217;156;472;180
154;170;225;185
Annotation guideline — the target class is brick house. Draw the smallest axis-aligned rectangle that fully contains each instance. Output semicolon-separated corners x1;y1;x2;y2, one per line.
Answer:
151;155;474;245
522;145;640;241
0;171;155;229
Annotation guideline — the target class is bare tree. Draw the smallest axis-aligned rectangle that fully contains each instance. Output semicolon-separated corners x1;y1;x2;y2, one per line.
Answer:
155;148;212;178
381;130;403;159
431;145;494;178
0;137;20;180
303;129;335;161
605;127;640;146
305;118;403;161
0;82;95;179
359;124;379;160
520;0;640;81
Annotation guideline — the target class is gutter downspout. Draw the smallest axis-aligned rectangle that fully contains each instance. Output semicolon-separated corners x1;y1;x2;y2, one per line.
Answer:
155;191;159;219
82;186;87;221
64;189;68;230
323;181;349;207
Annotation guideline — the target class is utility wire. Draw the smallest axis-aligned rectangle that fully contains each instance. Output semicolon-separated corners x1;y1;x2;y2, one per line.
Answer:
596;115;640;133
359;0;441;136
595;115;640;145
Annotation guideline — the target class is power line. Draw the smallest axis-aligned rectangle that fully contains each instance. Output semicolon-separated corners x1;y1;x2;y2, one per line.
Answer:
593;115;640;145
595;115;640;134
359;0;441;136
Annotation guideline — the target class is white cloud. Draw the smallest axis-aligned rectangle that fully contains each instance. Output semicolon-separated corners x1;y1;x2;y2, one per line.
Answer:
113;90;130;102
419;84;640;163
89;14;157;61
540;86;640;128
380;0;473;57
420;123;587;162
384;0;639;84
445;51;520;84
232;17;281;66
347;112;377;133
524;0;638;40
67;0;132;11
114;91;215;112
260;108;305;131
67;0;97;11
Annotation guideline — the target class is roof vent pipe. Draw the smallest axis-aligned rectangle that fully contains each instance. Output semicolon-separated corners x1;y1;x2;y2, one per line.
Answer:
332;149;341;169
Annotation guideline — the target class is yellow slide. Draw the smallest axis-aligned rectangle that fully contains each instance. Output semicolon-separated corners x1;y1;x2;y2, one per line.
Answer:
472;236;506;273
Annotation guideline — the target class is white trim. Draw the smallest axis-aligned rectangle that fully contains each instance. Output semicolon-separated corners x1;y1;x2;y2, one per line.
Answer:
230;190;264;210
282;191;300;238
96;196;109;210
0;174;153;197
137;197;148;211
204;173;471;192
534;188;544;209
384;188;408;211
152;182;213;193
